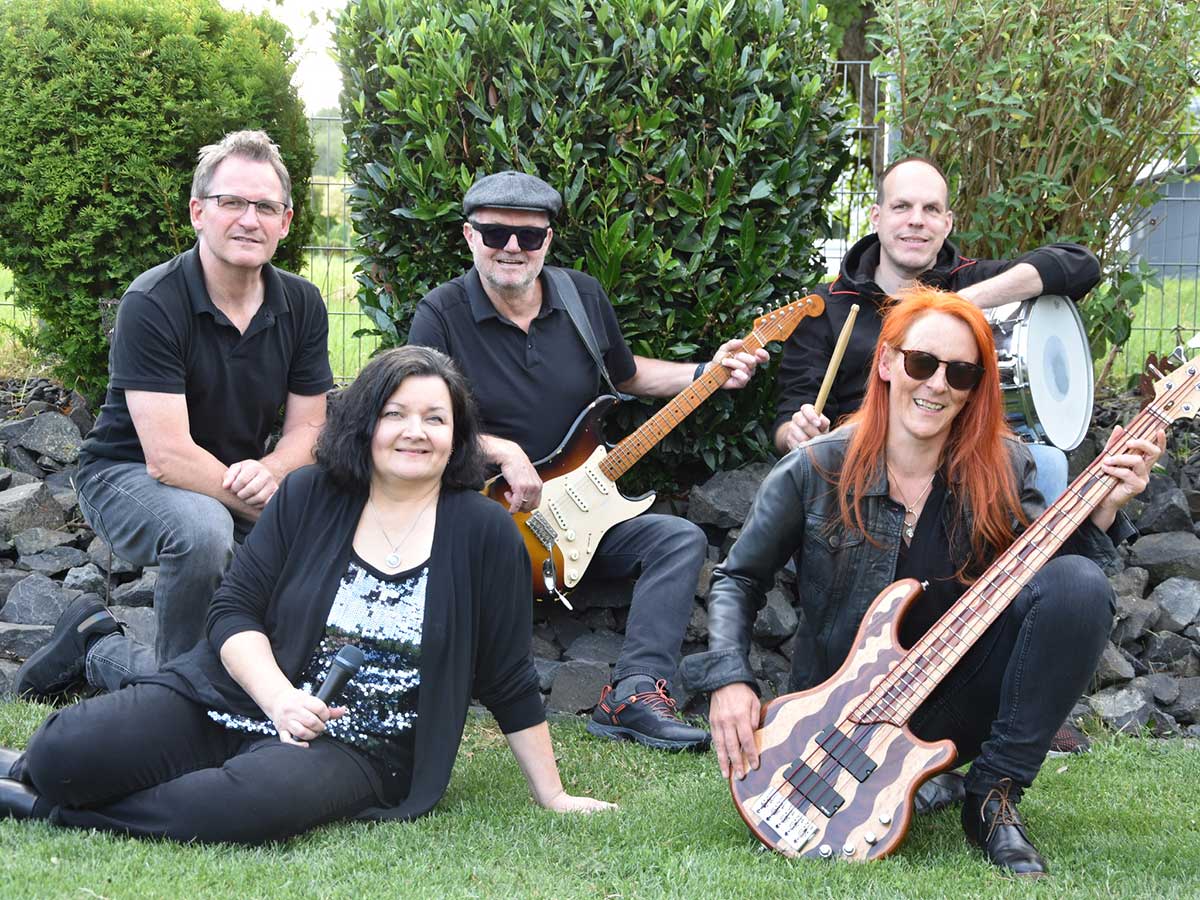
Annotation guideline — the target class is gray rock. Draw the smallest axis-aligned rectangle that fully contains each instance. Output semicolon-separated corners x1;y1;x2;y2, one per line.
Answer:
1164;676;1200;725
51;489;79;515
1109;566;1149;599
0;569;29;603
0;468;38;489
20;545;89;576
1112;595;1159;645
530;634;560;661
1067;437;1098;481
753;588;799;647
1094;641;1134;687
108;604;156;648
0;658;20;696
695;558;717;599
5;445;45;478
544;607;589;650
1150;577;1200;633
63;563;108;596
0;417;36;444
111;569;158;607
1087;682;1154;733
581;608;616;632
18;412;82;465
36;455;64;473
0;482;66;539
13;527;75;557
1136;487;1194;535
1148;708;1181;737
0;622;53;659
532;657;561;692
0;573;79;624
547;660;609;713
67;392;94;438
1143;672;1181;705
1127;532;1200;586
21;400;55;417
563;629;624;665
86;537;140;575
687;462;774;528
1141;631;1199;676
685;601;709;644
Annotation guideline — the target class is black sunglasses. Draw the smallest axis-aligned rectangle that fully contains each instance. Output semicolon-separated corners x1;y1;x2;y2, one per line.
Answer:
896;348;985;391
468;220;549;251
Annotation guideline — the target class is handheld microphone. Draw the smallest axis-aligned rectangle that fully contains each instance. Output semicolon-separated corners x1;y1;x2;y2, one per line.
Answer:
315;644;364;704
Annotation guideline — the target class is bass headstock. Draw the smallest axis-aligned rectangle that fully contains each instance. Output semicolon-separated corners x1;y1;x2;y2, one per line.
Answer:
751;291;825;344
1149;348;1200;424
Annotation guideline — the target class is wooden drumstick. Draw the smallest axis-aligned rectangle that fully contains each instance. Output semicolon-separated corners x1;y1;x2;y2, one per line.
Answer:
814;304;859;417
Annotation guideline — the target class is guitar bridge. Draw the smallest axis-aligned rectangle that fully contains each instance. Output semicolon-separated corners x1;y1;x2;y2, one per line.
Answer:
752;792;817;850
526;511;557;548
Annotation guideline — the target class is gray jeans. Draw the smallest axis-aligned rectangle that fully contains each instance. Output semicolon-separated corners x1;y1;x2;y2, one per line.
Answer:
76;462;249;692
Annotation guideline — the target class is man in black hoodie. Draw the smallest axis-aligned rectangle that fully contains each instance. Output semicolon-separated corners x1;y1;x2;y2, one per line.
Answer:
774;157;1100;455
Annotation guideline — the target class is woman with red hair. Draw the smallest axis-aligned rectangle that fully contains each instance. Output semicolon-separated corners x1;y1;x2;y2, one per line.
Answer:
684;286;1163;875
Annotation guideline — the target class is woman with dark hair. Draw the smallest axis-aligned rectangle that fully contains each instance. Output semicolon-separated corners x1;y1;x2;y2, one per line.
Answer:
0;346;612;842
685;287;1162;875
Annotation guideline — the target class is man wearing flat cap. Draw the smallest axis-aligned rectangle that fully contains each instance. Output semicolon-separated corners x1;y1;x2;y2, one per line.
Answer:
409;170;767;751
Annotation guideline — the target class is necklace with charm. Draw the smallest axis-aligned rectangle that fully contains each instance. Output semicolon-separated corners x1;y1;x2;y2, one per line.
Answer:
886;463;936;541
368;492;437;568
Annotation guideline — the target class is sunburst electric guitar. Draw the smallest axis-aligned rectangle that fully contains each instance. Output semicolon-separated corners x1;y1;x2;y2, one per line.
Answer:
484;293;824;606
730;351;1200;861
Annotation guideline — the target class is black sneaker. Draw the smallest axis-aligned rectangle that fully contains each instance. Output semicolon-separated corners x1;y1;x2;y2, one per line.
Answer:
1047;721;1092;757
587;678;711;751
14;595;122;699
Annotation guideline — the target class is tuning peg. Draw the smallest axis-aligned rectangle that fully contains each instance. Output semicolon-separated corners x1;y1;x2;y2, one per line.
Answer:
755;306;764;316
1169;346;1188;365
1147;363;1165;380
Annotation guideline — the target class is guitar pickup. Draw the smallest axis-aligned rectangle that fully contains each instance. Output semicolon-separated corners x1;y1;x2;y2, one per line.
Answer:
783;760;844;818
817;726;877;783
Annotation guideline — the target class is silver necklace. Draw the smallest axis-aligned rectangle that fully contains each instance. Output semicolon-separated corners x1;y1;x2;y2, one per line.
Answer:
886;464;936;541
368;493;436;568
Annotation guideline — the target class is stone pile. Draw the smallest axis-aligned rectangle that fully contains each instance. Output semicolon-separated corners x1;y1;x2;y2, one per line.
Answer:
3;379;1200;742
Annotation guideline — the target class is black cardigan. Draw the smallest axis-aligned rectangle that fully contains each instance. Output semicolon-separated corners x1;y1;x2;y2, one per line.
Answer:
143;465;545;821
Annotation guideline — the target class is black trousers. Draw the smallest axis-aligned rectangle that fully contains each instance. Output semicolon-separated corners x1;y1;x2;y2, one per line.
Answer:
910;555;1113;797
17;684;382;844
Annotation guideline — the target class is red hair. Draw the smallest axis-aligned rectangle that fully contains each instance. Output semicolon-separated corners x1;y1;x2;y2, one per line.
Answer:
833;286;1026;576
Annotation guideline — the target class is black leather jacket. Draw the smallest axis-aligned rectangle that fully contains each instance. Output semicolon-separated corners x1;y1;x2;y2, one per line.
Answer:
680;427;1131;695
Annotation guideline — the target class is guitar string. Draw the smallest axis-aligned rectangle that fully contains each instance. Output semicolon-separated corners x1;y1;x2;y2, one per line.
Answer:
754;393;1182;826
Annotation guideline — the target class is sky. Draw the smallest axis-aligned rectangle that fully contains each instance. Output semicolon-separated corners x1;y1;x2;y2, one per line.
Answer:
219;0;344;114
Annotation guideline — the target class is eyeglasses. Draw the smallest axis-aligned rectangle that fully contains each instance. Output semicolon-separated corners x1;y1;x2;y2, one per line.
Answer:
204;194;289;218
896;348;985;391
468;220;549;251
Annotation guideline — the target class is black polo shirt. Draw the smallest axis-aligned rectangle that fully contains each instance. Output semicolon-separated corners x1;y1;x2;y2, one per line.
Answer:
408;267;636;462
79;245;333;480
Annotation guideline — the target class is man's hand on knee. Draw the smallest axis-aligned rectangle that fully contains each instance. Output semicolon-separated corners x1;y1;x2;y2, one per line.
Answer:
223;460;280;508
709;682;761;781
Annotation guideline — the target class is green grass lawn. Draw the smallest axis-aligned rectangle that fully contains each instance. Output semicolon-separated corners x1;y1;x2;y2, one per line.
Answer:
1107;275;1200;384
1;699;1197;899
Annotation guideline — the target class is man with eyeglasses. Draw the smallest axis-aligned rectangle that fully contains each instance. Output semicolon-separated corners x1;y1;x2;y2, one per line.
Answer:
408;170;767;751
773;158;1100;489
17;131;332;699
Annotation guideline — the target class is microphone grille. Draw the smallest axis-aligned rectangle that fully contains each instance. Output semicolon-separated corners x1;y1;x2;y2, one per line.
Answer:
334;644;364;673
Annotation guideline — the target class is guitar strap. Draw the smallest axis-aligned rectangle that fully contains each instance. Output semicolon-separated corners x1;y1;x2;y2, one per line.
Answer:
543;265;630;399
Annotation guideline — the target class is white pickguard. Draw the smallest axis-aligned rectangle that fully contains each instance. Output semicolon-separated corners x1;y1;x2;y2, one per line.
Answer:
536;446;655;588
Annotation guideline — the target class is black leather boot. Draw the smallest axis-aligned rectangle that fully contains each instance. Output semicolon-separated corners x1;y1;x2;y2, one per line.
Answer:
962;778;1048;876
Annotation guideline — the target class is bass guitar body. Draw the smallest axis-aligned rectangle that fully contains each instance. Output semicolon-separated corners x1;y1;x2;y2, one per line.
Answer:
483;396;654;602
730;578;957;860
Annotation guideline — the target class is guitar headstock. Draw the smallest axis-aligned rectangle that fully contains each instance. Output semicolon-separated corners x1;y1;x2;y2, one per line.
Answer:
751;292;825;343
1150;349;1200;424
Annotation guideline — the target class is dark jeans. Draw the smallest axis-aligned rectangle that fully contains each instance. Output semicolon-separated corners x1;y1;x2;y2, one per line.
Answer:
587;513;706;688
15;684;381;844
909;555;1113;797
76;463;252;692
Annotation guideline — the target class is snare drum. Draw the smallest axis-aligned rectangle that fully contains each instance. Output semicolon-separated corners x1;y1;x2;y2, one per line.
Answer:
986;295;1093;450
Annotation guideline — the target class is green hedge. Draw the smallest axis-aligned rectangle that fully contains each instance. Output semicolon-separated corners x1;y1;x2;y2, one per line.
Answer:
337;0;850;487
0;0;315;398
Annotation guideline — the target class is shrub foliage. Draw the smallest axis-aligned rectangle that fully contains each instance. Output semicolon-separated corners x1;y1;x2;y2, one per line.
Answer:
871;0;1200;371
337;0;850;486
0;0;315;398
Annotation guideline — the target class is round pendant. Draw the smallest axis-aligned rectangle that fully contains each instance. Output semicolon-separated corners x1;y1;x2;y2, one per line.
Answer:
386;552;401;567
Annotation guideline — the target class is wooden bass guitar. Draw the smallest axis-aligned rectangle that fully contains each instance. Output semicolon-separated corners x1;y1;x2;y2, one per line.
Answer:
484;293;824;605
730;352;1200;861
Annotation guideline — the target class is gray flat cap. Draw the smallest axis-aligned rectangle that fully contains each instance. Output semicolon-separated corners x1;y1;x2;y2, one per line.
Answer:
463;170;562;218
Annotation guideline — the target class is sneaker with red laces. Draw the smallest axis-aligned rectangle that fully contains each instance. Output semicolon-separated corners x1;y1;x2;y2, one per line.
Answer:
1047;722;1092;757
587;678;710;751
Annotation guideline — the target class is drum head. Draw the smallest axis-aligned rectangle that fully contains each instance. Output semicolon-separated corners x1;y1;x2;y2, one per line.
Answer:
1024;296;1093;450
